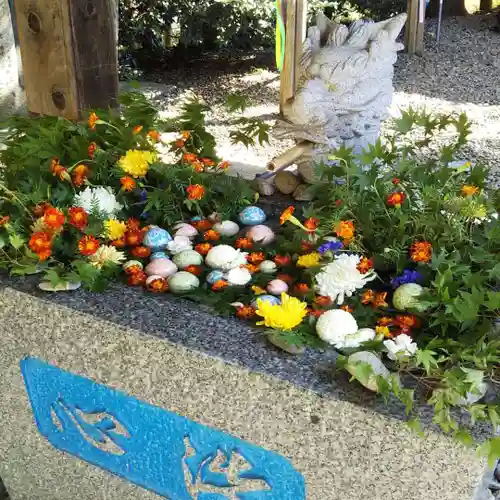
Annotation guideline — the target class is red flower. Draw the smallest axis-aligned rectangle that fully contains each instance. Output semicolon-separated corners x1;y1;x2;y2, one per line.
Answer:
277;273;294;284
175;139;186;149
184;265;203;276
274;254;291;267
235;238;253;250
395;315;420;329
308;308;325;318
301;241;314;253
88;142;97;158
236;305;256;320
218;160;230;170
244;264;259;274
131;246;151;258
387;192;406;208
340;304;354;313
120;176;136;192
148;130;160;142
44;208;65;229
315;295;332;307
124;264;143;275
201;158;215;167
111;237;126;248
195;243;212;256
128;270;147;286
68;207;88;230
392;178;401;185
191;219;212;231
125;230;144;247
72;164;89;187
335;199;342;207
50;160;70;181
88;112;99;129
127;218;141;231
183;153;197;163
147;277;169;293
132;125;144;134
33;202;52;217
247;252;265;265
294;283;310;294
304;217;319;232
29;232;52;260
212;279;229;291
186;184;205;201
204;229;220;241
0;216;10;226
410;241;432;263
78;235;100;256
356;257;373;275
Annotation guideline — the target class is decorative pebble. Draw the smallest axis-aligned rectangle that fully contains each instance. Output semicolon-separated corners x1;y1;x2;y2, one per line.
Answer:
38;281;82;292
145;258;178;278
168;271;200;293
267;279;289;295
246;225;275;246
259;260;277;273
174;223;198;239
207;270;225;285
275;170;300;195
123;260;143;272
173;250;203;268
208;212;222;222
251;294;281;308
150;251;169;260
143;227;172;251
212;220;240;237
238;206;266;226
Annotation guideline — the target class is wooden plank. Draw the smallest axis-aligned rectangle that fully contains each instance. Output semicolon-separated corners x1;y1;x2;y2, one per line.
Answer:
280;0;297;113
406;0;425;55
294;0;307;91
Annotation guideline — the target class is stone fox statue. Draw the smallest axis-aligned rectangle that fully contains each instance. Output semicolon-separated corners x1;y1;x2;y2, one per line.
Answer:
264;12;407;186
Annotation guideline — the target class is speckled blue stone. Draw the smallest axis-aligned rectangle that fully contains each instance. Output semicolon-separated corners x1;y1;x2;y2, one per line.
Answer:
251;294;281;308
150;251;169;260
238;206;266;226
206;270;225;285
143;227;172;251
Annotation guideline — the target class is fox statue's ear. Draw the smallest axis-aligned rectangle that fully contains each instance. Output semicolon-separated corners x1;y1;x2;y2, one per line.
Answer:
381;13;408;42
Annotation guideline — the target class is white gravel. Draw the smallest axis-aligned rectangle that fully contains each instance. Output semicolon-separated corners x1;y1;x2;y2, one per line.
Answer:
132;15;500;184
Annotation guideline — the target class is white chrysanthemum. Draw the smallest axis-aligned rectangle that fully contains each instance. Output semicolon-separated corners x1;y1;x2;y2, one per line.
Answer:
315;254;376;305
317;310;376;349
73;186;123;218
167;236;193;255
226;267;252;286
88;245;126;269
205;245;248;271
383;334;418;361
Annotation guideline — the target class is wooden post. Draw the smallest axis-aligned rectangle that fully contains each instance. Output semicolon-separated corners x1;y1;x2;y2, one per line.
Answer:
405;0;425;56
12;0;118;120
279;0;307;113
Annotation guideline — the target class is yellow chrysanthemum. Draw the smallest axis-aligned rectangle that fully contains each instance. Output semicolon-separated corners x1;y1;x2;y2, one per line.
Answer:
297;252;320;268
256;293;307;331
104;219;127;240
118;149;155;178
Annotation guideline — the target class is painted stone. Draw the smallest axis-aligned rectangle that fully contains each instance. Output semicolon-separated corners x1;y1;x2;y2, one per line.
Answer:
123;260;143;272
145;258;178;278
212;221;240;237
173;250;203;269
238;206;266;226
168;271;200;293
143;227;173;251
267;279;289;295
21;357;306;500
174;223;198;239
246;225;275;246
206;270;224;285
251;294;281;308
150;251;169;260
259;260;277;273
38;281;82;292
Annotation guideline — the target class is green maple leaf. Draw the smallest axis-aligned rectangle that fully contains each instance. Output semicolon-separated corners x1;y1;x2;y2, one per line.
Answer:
478;436;500;467
9;233;25;250
416;349;439;375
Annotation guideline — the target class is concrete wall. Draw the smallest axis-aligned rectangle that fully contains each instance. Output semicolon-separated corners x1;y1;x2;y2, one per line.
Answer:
0;0;25;117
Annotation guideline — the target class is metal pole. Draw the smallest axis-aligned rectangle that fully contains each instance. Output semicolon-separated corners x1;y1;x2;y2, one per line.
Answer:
436;0;444;47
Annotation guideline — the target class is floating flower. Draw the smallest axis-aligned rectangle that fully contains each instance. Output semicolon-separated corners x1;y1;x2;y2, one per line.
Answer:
132;125;144;134
212;279;229;291
410;241;432;263
340;304;354;313
131;246;151;258
236;305;256;320
88;245;126;268
248;252;265;265
184;264;203;276
146;277;169;293
316;309;375;349
183;153;197;163
274;255;291;266
68;207;88;230
167;236;193;255
118;149;155;178
361;289;375;304
391;269;424;288
383;334;418;361
128;270;147;286
304;217;319;232
387;192;406;208
372;292;389;308
120;176;136;192
226;267;252;286
356;257;373;275
29;232;52;260
294;283;310;294
43;208;65;229
148;130;161;142
235;237;253;250
256;293;307;331
315;254;377;305
376;325;392;338
74;186;123;218
88;112;99;129
195;242;212;255
318;240;343;255
186;184;205;201
72;164;89;187
297;252;320;268
104;219;127;241
126;230;144;246
461;185;479;197
315;295;332;307
203;229;220;241
252;285;266;295
334;221;354;242
88;142;97;158
78;235;100;256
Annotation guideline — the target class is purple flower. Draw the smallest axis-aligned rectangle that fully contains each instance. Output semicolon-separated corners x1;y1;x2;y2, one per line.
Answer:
318;240;343;255
138;190;148;202
391;269;424;289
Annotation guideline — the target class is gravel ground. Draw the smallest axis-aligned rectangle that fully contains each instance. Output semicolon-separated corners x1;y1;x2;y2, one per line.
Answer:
131;15;500;184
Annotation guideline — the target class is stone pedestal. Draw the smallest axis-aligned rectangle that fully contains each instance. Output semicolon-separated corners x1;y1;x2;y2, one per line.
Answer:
0;280;490;500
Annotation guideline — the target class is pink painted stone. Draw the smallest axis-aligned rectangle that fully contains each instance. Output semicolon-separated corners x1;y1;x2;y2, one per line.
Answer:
247;225;275;246
145;258;178;278
267;279;289;295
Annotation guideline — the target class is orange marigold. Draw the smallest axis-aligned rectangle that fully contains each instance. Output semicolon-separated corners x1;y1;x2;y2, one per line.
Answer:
315;295;332;307
201;158;215;167
235;238;253;250
218;160;230;170
356;257;373;275
340;305;354;313
34;202;52;218
280;206;295;225
386;192;406;208
88;112;99;130
111;237;126;248
304;217;319;232
0;216;10;226
182;131;190;140
377;316;394;327
128;270;147;286
244;264;260;274
184;265;203;276
51;161;70;181
148;130;161;142
274;254;291;266
88;142;97;158
247;252;265;265
72;164;89;187
68;207;88;230
294;283;310;294
335;220;355;242
131;246;151;258
175;139;186;149
183;153;197;163
395;315;420;329
44;208;65;229
276;273;294;284
410;241;432;263
29;232;52;260
132;125;143;134
125;230;144;246
204;229;220;241
236;305;256;320
192;161;204;173
78;235;100;256
127;218;141;231
147;277;169;293
361;289;375;305
120;176;136;192
186;184;205;201
191;219;212;231
212;279;229;291
372;292;389;308
195;243;212;255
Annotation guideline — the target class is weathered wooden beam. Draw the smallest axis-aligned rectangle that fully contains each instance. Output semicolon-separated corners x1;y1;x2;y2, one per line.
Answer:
405;0;425;56
12;0;118;120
